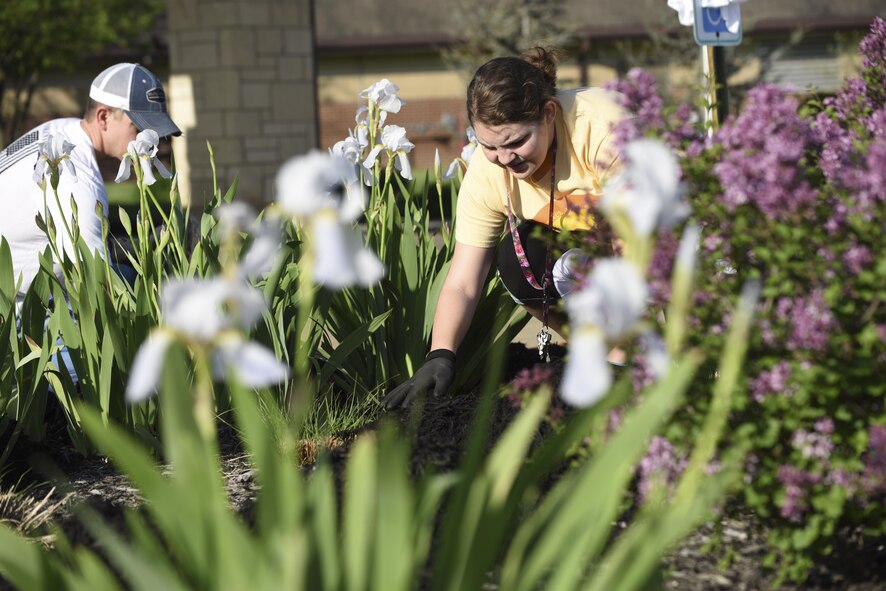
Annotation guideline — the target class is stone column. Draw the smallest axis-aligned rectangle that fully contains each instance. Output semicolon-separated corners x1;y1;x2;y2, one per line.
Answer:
166;0;317;207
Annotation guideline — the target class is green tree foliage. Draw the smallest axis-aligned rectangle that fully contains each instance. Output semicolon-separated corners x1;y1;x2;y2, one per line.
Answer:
0;0;163;144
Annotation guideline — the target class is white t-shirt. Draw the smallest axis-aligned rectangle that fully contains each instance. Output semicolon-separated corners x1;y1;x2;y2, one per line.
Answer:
0;118;108;297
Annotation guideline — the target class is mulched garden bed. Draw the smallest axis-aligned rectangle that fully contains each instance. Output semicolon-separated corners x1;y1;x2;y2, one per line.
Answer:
2;343;885;590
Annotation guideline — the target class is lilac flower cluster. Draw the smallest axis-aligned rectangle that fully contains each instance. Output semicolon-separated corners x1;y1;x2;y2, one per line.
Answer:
637;435;687;503
791;419;835;461
508;364;555;397
713;84;819;220
811;113;857;189
778;423;886;521
604;68;666;147
748;360;794;403
777;464;822;521
861;425;886;496
861;18;886;59
812;18;886;226
603;69;706;155
774;291;836;353
842;242;874;275
503;364;566;425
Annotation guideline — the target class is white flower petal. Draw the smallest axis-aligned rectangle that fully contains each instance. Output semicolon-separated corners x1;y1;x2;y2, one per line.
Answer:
115;156;132;183
161;277;266;341
126;331;173;403
354;247;385;287
565;258;647;338
139;157;157;186
153;157;172;179
395;152;413;180
675;223;701;272
276;151;356;217
239;220;282;280
33;160;49;185
362;146;384;171
311;216;359;289
561;330;612;407
640;331;670;381
215;202;256;235
162;279;230;341
138;129;161;147
444;159;461;180
601;138;687;237
214;340;290;387
339;179;367;223
381;125;413;153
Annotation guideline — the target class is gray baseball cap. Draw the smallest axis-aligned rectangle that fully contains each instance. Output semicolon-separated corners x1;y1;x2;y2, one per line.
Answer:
89;63;182;137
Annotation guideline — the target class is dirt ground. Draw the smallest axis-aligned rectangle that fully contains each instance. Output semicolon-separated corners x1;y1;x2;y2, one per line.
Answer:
2;343;885;590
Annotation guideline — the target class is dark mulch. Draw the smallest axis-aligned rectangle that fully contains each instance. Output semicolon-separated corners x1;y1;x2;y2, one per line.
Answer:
2;343;885;590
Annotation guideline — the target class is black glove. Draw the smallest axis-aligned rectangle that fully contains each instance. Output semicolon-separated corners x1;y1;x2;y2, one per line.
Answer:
383;349;456;410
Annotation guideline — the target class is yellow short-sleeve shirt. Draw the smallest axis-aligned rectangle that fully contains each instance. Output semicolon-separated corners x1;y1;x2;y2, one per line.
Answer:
454;87;627;248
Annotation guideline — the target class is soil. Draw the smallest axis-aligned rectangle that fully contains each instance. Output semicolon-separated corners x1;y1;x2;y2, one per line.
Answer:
2;343;885;590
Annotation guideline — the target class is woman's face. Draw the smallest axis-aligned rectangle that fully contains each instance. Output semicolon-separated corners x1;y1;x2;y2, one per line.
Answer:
472;100;556;181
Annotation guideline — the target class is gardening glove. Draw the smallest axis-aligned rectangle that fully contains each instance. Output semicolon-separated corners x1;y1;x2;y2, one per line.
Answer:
383;349;456;410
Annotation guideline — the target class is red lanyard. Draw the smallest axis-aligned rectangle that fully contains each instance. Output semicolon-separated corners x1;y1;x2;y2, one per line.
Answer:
504;132;557;359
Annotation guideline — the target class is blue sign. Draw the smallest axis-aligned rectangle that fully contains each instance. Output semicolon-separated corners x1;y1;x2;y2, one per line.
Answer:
694;1;743;46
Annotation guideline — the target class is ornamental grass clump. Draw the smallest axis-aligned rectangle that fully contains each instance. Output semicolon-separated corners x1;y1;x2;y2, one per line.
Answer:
605;16;886;583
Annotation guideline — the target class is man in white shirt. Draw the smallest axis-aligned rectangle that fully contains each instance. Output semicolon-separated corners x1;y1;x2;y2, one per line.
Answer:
0;62;181;297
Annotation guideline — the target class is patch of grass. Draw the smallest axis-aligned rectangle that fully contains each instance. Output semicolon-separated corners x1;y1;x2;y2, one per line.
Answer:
301;386;380;443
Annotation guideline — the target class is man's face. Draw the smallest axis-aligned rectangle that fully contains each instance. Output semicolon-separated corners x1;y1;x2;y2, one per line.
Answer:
104;109;139;160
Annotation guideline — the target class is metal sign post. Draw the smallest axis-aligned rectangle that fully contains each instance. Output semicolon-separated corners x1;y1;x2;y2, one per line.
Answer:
693;0;743;132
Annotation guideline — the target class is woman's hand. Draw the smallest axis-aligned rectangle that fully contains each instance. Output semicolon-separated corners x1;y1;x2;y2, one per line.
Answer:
382;349;456;410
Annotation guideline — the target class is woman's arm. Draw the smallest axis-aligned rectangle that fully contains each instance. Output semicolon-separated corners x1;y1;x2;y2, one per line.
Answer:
430;241;496;353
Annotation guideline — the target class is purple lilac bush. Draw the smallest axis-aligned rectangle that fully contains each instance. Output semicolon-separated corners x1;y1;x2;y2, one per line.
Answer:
604;17;886;583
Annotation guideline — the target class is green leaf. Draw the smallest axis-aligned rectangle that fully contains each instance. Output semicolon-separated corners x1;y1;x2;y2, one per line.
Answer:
0;523;58;589
309;462;341;591
318;309;392;387
343;433;377;591
500;352;701;591
373;426;415;591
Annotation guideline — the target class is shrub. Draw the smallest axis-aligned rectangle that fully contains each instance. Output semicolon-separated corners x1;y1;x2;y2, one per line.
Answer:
604;16;886;583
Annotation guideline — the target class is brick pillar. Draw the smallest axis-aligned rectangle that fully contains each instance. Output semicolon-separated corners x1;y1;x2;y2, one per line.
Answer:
166;0;317;207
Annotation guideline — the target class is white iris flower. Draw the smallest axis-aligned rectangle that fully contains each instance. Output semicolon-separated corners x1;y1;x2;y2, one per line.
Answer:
214;202;282;281
33;133;77;189
359;78;405;114
126;277;289;402
362;125;415;180
116;129;173;186
444;127;478;179
600;138;688;238
276;151;384;289
332;131;365;166
561;258;648;407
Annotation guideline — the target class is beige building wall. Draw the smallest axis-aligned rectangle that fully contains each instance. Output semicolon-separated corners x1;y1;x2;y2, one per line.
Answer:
165;0;317;207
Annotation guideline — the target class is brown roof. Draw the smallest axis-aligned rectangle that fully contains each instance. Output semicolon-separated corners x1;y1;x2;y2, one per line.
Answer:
314;0;884;50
